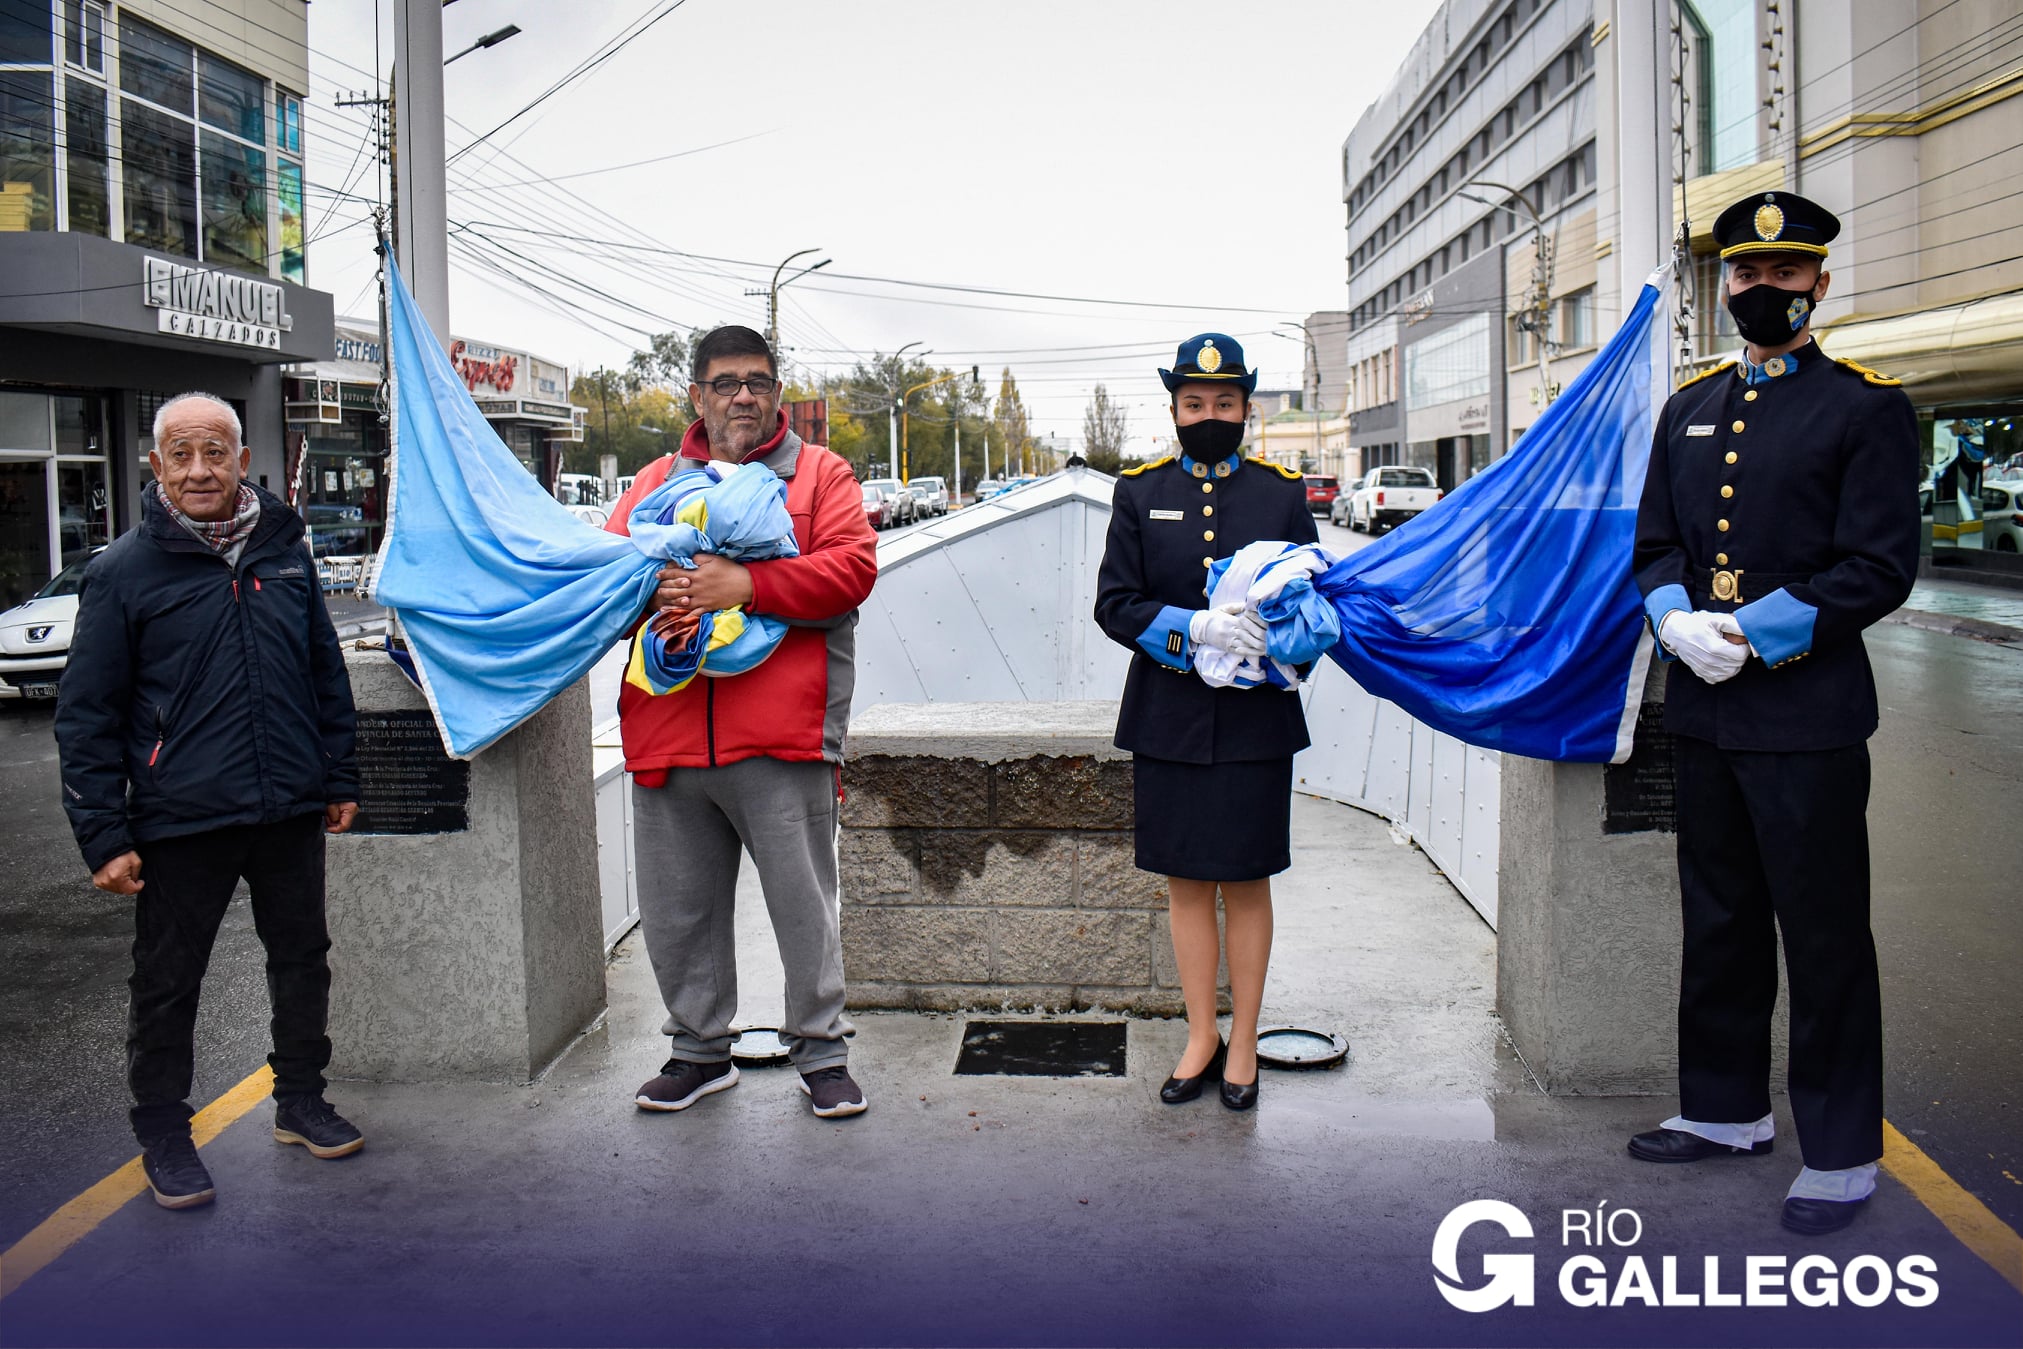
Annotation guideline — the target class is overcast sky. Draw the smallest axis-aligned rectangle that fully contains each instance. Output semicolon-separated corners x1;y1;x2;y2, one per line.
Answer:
305;0;1443;455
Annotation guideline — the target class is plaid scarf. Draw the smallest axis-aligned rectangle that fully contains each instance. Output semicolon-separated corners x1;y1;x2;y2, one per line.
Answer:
153;480;261;555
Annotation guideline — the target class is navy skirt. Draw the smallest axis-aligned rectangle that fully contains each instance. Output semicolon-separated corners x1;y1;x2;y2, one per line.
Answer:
1132;754;1294;882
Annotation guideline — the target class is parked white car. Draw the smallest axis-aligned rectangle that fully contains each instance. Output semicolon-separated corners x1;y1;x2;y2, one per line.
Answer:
909;476;950;516
1345;465;1442;533
1983;481;2023;553
0;550;101;700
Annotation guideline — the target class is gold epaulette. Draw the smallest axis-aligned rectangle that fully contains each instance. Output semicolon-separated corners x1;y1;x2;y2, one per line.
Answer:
1835;357;1902;386
1247;457;1304;480
1118;456;1173;477
1675;360;1736;391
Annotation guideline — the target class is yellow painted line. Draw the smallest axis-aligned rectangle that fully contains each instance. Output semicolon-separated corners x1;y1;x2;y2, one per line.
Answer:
0;1065;274;1300
1883;1118;2023;1296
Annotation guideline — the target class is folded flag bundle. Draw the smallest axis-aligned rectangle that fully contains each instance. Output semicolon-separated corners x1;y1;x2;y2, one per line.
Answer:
623;461;799;695
1193;540;1341;690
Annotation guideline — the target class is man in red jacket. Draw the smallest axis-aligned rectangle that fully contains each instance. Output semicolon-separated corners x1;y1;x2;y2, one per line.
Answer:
603;326;878;1118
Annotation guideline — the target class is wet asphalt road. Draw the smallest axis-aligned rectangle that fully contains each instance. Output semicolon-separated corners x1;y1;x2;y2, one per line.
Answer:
0;699;273;1249
0;526;2013;1253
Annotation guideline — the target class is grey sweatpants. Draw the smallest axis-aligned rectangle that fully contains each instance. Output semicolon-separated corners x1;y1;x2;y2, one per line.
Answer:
630;756;852;1072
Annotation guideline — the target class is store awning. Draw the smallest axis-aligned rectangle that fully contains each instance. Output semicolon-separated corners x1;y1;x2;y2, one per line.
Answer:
1818;290;2023;405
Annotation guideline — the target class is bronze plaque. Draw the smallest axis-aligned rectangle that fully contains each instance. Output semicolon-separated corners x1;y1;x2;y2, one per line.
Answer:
352;711;470;835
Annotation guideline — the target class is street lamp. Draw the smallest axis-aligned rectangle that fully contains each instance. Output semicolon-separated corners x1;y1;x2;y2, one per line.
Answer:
746;248;830;353
1458;177;1557;408
444;24;520;66
887;341;926;479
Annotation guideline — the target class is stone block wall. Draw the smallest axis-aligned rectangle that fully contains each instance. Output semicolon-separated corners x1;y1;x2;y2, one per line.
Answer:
838;702;1225;1015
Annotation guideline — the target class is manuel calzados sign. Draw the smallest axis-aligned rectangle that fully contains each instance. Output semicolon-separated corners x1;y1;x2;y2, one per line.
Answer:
143;256;293;351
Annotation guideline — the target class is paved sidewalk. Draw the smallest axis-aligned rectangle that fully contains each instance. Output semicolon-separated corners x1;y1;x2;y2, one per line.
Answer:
4;795;2016;1347
1891;578;2023;645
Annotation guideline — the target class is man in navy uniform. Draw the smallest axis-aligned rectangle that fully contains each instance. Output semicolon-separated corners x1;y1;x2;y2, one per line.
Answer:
1094;334;1316;1109
1629;192;1919;1234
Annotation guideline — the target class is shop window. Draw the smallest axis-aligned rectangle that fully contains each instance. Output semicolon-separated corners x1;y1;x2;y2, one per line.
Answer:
0;0;52;62
0;70;54;231
63;0;102;71
200;129;265;271
198;50;262;142
121;98;197;256
278;157;303;281
1406;313;1491;412
1683;0;1759;174
117;15;193;115
56;459;109;565
64;76;106;235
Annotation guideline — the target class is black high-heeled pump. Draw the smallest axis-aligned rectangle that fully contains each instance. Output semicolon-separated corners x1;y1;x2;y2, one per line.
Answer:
1218;1071;1259;1111
1160;1038;1226;1104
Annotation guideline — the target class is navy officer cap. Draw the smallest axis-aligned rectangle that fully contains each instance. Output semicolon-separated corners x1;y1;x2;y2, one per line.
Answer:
1713;190;1840;261
1160;333;1259;397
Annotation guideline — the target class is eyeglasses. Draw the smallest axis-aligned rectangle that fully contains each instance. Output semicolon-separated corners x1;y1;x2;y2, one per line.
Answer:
703;375;778;398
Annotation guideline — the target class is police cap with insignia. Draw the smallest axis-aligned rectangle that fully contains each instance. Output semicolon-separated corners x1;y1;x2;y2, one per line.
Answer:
1713;190;1840;261
1159;332;1259;396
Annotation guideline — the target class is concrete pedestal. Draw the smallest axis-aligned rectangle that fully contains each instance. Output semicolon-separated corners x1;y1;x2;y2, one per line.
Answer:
324;650;606;1083
838;701;1226;1016
1496;664;1786;1094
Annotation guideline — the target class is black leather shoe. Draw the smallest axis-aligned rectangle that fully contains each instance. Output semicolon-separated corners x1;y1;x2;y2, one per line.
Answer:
1160;1039;1225;1104
1627;1127;1774;1163
1219;1073;1258;1111
1782;1195;1868;1235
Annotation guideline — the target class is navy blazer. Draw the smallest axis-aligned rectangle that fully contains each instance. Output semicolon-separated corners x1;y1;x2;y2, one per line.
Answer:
1632;343;1919;751
1094;453;1318;765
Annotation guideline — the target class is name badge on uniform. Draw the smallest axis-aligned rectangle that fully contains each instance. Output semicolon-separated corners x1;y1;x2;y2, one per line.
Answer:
1149;509;1184;521
1685;424;1717;437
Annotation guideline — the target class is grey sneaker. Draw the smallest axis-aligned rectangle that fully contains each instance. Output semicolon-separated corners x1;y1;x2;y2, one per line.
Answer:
635;1058;738;1111
273;1094;364;1159
798;1065;867;1118
140;1133;216;1209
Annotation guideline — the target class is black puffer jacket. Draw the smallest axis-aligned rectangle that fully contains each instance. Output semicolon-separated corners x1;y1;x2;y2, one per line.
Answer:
56;484;358;871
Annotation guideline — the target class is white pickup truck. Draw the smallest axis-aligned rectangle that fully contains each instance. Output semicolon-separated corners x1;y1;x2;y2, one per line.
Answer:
1345;465;1442;533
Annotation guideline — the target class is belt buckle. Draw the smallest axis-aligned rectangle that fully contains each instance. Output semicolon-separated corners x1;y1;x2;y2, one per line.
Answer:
1710;567;1744;603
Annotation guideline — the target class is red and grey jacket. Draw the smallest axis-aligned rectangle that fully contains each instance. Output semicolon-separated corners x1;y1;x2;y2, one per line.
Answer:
603;413;878;777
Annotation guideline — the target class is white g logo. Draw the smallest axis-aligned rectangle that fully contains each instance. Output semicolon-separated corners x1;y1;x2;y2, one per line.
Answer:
1431;1200;1536;1313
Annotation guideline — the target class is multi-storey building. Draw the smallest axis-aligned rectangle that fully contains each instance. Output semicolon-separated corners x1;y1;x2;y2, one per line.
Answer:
1339;0;1599;491
0;0;335;607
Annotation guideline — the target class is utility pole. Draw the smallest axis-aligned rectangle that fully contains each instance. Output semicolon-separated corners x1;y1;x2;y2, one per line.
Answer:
392;0;449;338
953;420;961;504
887;401;899;481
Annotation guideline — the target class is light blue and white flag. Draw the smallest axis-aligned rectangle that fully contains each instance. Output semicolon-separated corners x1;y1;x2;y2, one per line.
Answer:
370;253;658;758
1314;271;1672;763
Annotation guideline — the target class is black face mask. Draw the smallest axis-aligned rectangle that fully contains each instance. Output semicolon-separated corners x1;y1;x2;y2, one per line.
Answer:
1726;281;1818;347
1176;415;1245;463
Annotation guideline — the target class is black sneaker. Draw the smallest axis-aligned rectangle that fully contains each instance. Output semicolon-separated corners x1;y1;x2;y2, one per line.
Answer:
273;1094;365;1159
798;1065;867;1118
635;1058;738;1111
140;1134;216;1210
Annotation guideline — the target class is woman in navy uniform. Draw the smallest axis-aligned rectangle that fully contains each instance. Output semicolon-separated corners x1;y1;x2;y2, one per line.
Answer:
1094;334;1317;1110
1629;191;1919;1234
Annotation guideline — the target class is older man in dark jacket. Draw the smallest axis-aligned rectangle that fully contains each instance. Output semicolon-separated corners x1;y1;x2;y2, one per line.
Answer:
56;392;363;1211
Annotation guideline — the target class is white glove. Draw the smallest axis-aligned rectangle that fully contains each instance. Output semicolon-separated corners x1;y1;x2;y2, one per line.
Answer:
1709;612;1760;659
1659;609;1748;684
1190;602;1267;660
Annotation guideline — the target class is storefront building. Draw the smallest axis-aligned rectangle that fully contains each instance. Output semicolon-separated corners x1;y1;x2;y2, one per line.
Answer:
0;2;334;608
283;321;585;566
1401;248;1506;492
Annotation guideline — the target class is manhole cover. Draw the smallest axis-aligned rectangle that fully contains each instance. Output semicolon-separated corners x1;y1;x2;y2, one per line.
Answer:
729;1027;792;1066
1256;1026;1348;1070
954;1020;1127;1077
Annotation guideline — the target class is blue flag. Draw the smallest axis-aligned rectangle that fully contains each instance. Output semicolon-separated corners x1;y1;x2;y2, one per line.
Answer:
1315;275;1670;763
